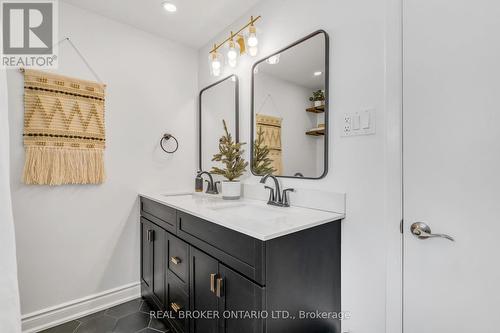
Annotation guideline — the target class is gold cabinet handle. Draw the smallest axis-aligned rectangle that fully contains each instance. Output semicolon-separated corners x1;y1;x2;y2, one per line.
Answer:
170;302;182;313
216;277;223;298
170;256;181;265
210;273;216;293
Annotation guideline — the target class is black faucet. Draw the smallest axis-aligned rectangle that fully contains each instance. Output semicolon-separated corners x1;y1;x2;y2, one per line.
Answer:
197;171;219;195
260;174;294;207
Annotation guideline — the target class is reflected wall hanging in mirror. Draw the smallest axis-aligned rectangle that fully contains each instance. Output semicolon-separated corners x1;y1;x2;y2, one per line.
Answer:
251;30;329;179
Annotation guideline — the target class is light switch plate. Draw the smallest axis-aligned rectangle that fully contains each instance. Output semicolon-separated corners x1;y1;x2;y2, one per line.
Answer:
342;109;375;136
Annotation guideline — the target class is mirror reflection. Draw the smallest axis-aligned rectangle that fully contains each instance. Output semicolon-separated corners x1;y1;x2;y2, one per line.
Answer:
252;31;328;179
199;75;238;171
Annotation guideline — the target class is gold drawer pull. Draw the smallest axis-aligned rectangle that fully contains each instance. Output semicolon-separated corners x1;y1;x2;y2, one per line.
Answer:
210;273;216;293
170;256;181;265
170;302;182;313
216;277;223;298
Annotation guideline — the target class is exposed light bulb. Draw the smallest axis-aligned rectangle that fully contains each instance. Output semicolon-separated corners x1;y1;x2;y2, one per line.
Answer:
209;49;223;77
212;59;221;70
162;1;177;12
248;25;258;47
314;71;323;76
266;54;280;65
227;37;238;68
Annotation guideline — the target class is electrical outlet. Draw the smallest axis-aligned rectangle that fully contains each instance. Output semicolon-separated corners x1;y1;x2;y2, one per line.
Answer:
342;109;376;137
343;114;352;136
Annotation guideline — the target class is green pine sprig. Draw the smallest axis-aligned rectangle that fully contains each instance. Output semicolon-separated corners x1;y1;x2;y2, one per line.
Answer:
211;120;248;181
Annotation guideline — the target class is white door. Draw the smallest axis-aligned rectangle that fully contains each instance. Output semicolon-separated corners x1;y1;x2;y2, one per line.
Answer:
403;0;500;332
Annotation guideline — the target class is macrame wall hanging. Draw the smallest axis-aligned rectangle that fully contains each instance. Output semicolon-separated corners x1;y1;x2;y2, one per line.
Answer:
256;113;283;176
22;68;106;185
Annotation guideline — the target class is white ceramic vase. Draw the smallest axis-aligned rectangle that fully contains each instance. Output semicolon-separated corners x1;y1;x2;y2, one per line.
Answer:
314;100;325;107
222;181;241;200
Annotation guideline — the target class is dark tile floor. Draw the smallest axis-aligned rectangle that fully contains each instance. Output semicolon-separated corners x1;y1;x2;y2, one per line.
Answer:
39;298;172;333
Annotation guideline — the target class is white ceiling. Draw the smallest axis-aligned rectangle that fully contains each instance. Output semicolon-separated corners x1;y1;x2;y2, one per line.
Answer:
61;0;262;48
256;33;326;89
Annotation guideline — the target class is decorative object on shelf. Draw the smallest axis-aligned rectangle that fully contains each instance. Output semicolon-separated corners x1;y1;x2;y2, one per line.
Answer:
22;69;106;185
309;89;325;107
211;120;248;200
256;114;282;175
253;127;276;176
208;16;261;77
160;133;179;154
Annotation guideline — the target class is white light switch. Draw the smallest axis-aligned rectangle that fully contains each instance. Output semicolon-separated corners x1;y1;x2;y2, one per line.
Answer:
341;108;375;137
352;113;360;130
361;110;370;129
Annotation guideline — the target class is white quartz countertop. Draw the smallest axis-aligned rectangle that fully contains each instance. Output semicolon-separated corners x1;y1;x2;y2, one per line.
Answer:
140;192;344;241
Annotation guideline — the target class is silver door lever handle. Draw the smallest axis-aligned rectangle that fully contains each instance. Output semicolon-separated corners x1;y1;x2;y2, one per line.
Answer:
410;222;455;242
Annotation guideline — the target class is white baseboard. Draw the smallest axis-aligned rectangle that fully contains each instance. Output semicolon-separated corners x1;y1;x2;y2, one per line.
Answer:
21;282;141;333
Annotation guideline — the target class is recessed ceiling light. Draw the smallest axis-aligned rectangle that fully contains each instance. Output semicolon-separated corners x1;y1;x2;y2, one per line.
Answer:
314;71;323;76
162;1;177;12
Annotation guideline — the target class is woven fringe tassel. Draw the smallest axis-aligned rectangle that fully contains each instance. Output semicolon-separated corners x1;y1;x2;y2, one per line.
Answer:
23;147;105;185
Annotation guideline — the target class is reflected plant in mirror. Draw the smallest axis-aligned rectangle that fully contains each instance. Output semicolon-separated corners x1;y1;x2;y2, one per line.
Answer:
253;127;276;176
251;30;329;179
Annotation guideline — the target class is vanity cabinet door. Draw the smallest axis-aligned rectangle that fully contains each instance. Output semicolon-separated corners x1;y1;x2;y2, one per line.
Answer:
218;264;264;333
141;218;154;298
190;247;219;333
151;223;166;309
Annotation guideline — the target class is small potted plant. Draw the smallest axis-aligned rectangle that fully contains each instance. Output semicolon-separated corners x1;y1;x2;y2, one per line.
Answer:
309;89;325;107
211;120;248;200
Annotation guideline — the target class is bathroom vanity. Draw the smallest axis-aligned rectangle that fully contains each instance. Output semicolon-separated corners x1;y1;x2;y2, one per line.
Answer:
139;193;343;333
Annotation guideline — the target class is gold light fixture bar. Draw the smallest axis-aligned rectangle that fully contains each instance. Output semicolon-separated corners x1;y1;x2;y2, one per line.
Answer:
209;15;261;54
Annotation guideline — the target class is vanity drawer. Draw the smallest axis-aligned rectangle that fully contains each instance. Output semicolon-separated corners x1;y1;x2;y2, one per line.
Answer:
141;197;176;234
177;211;265;285
168;234;189;287
167;272;189;333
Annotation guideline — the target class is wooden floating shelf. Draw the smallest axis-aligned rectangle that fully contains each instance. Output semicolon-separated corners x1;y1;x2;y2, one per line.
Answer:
306;128;325;136
306;105;325;113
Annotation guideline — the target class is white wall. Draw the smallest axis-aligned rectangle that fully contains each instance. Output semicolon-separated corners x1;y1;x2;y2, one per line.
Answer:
197;0;400;332
254;73;322;176
8;2;198;317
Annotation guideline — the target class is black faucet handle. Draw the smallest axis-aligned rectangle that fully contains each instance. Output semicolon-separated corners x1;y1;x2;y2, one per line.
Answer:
214;181;221;194
282;188;295;207
264;186;276;203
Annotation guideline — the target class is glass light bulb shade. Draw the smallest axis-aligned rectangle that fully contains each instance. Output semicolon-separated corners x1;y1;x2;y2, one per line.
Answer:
249;46;258;57
211;60;221;70
209;51;223;77
247;33;258;47
227;48;238;60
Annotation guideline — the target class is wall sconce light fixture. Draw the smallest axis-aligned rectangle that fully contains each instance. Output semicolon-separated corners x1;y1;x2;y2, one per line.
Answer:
208;15;261;76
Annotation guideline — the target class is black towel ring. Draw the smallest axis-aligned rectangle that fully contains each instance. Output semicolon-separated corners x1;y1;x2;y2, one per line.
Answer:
160;133;179;154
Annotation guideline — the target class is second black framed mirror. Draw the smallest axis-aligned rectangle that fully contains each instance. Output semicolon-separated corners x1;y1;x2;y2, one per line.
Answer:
251;30;329;179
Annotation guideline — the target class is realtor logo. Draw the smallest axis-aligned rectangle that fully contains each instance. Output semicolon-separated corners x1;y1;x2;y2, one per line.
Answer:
1;0;58;68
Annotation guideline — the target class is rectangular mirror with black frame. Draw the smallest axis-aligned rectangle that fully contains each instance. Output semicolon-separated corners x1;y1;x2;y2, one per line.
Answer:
199;75;239;172
251;30;329;179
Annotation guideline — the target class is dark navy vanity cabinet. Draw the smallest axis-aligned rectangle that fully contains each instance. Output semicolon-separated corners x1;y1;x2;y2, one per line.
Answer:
140;196;341;333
